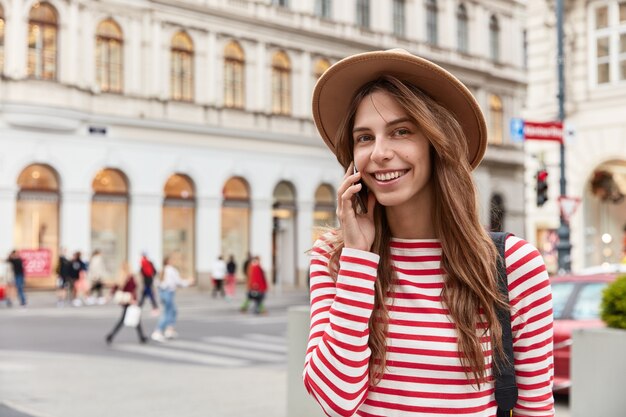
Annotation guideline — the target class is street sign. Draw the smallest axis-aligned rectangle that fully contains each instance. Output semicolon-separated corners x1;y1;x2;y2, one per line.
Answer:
524;121;563;142
510;118;525;143
558;196;581;223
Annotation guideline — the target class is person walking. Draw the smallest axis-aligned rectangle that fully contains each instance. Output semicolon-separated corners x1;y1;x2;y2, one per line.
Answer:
303;50;554;417
138;252;159;315
68;251;87;307
86;249;107;305
225;255;237;299
6;250;26;307
105;262;147;344
239;256;267;315
210;255;226;298
151;256;194;342
55;249;72;307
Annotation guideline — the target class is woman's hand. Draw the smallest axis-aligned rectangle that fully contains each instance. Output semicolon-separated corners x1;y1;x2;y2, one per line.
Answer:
337;163;376;252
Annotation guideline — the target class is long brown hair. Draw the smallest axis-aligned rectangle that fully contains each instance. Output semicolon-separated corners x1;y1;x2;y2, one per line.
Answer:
319;75;507;387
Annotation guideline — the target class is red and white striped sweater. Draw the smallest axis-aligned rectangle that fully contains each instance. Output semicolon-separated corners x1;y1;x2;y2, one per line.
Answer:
304;235;554;417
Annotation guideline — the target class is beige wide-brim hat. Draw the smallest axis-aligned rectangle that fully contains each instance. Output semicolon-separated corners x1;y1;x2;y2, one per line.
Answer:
312;49;488;169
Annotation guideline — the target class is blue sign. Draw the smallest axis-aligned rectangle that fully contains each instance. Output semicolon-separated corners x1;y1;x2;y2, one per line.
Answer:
510;118;525;143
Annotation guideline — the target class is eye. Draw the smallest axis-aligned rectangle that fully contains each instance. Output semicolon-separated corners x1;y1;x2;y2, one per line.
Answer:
393;128;411;137
354;134;373;143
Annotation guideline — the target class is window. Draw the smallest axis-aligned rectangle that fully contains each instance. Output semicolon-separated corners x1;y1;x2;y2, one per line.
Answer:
391;0;406;37
489;94;503;145
456;4;469;53
592;2;626;85
96;19;123;93
224;41;245;109
571;283;608;320
315;0;331;19
170;32;194;101
271;51;291;115
313;58;330;79
272;0;288;7
489;15;500;62
0;5;4;73
356;0;370;28
426;0;438;45
28;2;58;80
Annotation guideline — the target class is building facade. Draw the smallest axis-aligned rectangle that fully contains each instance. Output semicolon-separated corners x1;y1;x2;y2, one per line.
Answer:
525;0;626;273
0;0;528;289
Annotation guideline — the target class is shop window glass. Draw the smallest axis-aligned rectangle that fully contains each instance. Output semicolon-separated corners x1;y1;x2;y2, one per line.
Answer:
163;174;195;279
222;177;251;282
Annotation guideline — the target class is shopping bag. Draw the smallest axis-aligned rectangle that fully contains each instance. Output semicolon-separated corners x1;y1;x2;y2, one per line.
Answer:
113;290;132;305
123;305;142;327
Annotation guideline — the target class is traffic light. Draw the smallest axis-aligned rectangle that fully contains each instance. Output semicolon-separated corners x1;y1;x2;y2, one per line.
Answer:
536;169;549;207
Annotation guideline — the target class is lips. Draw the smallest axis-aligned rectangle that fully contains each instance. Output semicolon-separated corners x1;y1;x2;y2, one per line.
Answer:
373;170;409;182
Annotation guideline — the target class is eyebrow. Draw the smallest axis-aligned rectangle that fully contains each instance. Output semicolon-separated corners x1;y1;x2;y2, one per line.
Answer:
352;117;414;134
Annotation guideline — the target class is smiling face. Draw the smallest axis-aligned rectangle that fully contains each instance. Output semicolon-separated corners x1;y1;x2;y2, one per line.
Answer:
352;90;433;213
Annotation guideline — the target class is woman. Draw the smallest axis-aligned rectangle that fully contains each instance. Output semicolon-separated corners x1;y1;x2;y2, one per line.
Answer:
304;50;554;416
151;255;194;342
105;262;147;344
87;249;107;304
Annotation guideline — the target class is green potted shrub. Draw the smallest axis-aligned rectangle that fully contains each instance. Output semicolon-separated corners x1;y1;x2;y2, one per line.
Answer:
601;274;626;329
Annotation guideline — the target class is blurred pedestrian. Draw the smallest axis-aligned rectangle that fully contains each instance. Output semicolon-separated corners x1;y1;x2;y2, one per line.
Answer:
1;257;15;307
151;256;194;342
225;254;237;300
211;255;226;298
86;249;107;305
105;262;147;344
6;250;26;307
240;256;267;314
55;248;72;307
138;252;159;315
68;251;87;306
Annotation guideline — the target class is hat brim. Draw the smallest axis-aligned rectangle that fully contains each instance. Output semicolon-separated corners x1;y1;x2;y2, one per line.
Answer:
312;50;487;170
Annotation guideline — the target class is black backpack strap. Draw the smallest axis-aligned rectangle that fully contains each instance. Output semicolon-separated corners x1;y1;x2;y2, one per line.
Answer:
489;232;518;417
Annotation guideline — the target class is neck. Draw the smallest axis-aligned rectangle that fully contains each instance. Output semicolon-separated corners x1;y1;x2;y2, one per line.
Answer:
385;186;437;239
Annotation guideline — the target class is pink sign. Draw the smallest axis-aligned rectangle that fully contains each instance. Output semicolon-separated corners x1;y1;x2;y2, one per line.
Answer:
19;249;52;277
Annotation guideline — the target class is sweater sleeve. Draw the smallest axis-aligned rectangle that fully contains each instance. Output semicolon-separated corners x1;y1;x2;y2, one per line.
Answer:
505;236;555;417
303;239;380;417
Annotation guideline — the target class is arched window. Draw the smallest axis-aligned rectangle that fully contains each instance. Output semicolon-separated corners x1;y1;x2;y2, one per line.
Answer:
222;177;251;283
28;2;58;80
96;19;123;93
489;194;505;232
91;168;129;280
490;15;500;62
171;32;194;101
272;51;291;115
224;41;245;109
356;0;370;28
163;174;196;279
313;58;330;80
15;164;61;286
313;184;337;242
272;181;297;286
426;0;438;45
489;94;503;145
0;5;5;73
457;4;469;53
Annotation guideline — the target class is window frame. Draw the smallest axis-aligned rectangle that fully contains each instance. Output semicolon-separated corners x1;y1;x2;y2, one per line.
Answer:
456;4;469;54
224;41;245;109
589;1;626;87
488;94;504;145
271;51;291;115
315;0;332;19
489;15;500;62
27;2;58;81
95;19;124;94
392;0;406;37
356;0;370;28
170;32;194;102
426;0;438;45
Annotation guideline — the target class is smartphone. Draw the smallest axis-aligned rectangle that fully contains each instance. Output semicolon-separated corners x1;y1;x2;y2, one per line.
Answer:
352;163;369;214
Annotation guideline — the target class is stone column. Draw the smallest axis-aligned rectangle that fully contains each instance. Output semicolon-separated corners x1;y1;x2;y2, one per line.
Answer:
250;197;273;283
196;195;221;289
60;190;91;255
0;187;17;258
296;200;314;288
128;193;162;271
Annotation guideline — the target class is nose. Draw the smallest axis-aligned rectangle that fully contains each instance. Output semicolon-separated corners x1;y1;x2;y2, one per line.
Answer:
370;136;393;163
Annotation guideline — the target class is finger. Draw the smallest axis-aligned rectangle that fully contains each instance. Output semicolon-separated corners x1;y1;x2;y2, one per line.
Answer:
339;183;361;219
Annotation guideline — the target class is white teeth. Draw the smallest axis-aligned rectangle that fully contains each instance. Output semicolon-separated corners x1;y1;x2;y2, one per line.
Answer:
374;170;406;181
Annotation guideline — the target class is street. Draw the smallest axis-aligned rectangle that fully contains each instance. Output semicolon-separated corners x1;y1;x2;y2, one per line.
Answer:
1;289;570;417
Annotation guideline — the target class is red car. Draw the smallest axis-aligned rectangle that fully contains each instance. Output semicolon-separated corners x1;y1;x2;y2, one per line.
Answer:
551;269;621;392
